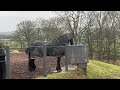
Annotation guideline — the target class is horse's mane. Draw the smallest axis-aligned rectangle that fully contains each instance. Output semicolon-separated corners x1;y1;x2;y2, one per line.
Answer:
49;33;73;46
29;40;51;46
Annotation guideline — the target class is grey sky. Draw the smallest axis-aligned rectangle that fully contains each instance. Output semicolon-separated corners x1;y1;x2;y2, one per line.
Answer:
0;11;57;32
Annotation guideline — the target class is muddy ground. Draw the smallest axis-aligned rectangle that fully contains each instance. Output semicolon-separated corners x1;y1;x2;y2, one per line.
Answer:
10;53;65;79
9;52;120;79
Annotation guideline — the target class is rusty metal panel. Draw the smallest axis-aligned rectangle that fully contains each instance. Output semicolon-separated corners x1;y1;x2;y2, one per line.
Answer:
65;44;88;64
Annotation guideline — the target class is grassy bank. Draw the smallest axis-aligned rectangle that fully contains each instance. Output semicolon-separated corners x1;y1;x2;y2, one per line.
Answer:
36;60;120;79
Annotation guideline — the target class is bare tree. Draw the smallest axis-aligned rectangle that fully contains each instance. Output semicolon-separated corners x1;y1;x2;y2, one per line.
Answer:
36;17;64;41
82;11;95;59
15;20;36;46
55;11;85;44
11;11;120;61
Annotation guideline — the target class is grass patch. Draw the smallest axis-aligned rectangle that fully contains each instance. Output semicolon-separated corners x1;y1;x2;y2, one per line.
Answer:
36;60;120;79
36;68;86;79
87;60;120;79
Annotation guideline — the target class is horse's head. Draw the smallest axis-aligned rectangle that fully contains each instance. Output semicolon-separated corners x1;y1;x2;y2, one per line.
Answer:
66;33;74;45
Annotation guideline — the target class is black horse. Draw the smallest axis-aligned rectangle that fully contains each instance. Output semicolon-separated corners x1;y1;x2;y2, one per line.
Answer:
25;33;74;72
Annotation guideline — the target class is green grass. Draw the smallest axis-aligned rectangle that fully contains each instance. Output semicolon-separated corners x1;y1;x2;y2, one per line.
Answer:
36;68;86;79
87;60;120;79
36;60;120;79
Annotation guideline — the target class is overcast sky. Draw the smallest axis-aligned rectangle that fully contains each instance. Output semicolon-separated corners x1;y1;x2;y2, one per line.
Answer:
0;11;57;32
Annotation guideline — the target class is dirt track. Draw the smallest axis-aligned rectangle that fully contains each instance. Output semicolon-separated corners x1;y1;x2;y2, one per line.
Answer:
10;53;65;79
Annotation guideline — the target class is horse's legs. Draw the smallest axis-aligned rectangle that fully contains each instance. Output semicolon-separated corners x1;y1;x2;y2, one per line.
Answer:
56;57;62;72
70;38;73;45
28;52;36;71
28;59;36;71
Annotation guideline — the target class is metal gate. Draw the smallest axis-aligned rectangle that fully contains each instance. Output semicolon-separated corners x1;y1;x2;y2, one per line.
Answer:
65;44;88;75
